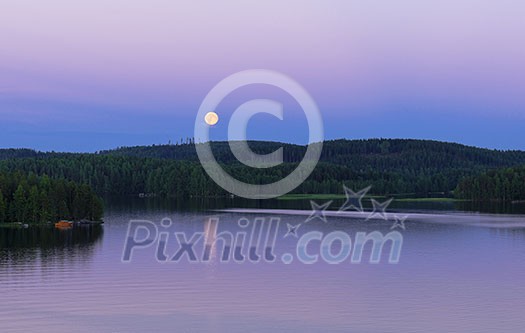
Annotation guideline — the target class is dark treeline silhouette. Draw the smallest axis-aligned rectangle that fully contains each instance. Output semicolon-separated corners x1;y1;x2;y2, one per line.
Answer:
0;139;524;199
456;166;525;201
0;172;103;223
99;139;525;169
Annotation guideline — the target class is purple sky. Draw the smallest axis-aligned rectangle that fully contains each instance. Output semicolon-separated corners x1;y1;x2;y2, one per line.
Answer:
0;0;524;151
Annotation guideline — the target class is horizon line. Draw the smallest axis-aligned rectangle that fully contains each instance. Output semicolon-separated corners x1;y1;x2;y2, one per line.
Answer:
1;137;523;154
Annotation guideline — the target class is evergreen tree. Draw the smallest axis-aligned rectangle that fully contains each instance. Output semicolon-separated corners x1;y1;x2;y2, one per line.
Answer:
12;184;27;222
0;190;6;223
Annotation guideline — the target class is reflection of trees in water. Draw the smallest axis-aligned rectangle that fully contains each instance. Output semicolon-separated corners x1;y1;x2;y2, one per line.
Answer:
104;196;525;215
489;227;525;240
0;225;104;265
455;201;525;214
103;196;312;213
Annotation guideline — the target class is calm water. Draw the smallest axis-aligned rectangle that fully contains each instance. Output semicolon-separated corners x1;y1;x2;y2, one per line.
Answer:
2;199;525;332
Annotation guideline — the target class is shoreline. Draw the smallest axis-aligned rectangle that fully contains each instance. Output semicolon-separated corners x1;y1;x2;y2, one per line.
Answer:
216;208;525;229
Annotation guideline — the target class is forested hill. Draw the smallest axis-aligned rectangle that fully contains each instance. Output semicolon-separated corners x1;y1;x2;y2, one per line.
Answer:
0;149;74;160
0;139;524;199
0;148;42;160
98;139;525;170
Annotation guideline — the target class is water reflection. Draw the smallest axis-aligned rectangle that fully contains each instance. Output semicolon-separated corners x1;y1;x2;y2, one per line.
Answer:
203;217;219;262
2;206;525;332
104;196;525;215
0;224;104;249
0;224;104;267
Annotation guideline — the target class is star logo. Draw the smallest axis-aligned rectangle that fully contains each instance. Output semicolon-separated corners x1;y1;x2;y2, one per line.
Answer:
391;215;407;230
284;223;301;238
305;200;333;223
367;198;393;220
339;185;371;213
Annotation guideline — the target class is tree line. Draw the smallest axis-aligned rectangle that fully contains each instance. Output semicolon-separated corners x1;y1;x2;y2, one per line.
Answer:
0;171;103;223
455;166;525;201
1;139;524;200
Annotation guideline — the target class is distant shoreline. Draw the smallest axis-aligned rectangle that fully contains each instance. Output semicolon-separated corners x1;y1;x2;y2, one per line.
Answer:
216;208;525;228
277;194;463;202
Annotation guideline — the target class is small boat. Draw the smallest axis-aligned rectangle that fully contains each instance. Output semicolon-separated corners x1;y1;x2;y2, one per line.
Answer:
55;220;73;229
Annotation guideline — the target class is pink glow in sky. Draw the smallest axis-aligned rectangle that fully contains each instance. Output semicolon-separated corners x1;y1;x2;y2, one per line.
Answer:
0;0;524;151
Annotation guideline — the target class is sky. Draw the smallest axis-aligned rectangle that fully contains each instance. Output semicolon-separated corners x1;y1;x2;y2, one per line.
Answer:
0;0;524;152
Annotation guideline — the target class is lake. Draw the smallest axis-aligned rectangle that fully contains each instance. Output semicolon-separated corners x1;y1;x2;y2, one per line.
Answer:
1;198;525;332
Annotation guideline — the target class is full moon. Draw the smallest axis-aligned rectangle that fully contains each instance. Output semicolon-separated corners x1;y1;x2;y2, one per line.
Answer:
204;111;219;126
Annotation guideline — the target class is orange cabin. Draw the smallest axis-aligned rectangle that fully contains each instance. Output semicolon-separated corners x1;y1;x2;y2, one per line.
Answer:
55;220;73;228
